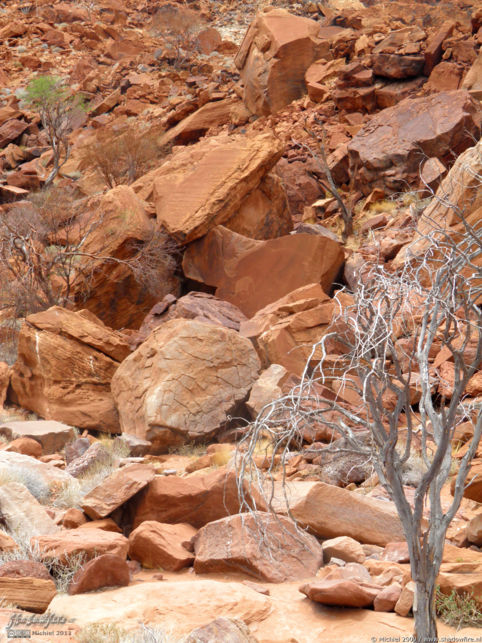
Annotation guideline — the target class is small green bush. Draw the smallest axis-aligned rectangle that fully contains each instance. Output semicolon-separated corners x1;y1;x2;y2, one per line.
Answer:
435;586;482;630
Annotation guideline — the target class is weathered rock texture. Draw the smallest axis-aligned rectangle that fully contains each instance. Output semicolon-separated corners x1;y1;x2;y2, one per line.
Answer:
193;511;323;582
112;319;260;452
72;185;179;329
132;469;265;529
81;464;155;520
240;283;352;375
132;132;285;244
271;481;405;546
10;306;130;432
33;528;129;565
348;90;481;194
235;8;330;115
183;226;344;318
128;521;197;571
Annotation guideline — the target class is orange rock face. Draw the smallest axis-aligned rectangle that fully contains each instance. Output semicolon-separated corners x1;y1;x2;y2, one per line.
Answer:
271;481;405;546
71;185;180;330
112;319;260;451
235;8;330;115
240;283;352;375
132;132;285;245
10;307;129;432
129;521;197;571
300;579;381;608
68;554;130;595
33;528;129;565
132;469;265;530
183;227;345;318
81;463;155;520
193;511;323;582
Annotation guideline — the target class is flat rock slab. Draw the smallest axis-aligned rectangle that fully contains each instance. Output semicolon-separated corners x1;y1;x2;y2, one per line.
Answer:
50;579;271;635
0;577;56;613
183;226;344;318
33;528;129;565
0;420;77;455
81;463;155;520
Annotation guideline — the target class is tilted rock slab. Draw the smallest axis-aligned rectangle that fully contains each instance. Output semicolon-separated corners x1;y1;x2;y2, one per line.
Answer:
0;482;59;539
112;319;261;452
81;463;155;520
270;481;405;546
10;306;130;432
132;132;285;244
183;226;345;318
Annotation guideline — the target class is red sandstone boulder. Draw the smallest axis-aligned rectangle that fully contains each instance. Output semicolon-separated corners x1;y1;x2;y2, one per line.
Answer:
10;307;129;432
348;90;481;194
240;283;352;375
68;553;130;595
183;226;344;318
81;463;155;520
193;511;323;582
70;185;179;329
300;579;381;608
271;481;405;546
0;577;56;613
33;528;129;565
132;132;285;245
234;8;330;115
112;319;260;452
128;521;197;571
132;469;265;529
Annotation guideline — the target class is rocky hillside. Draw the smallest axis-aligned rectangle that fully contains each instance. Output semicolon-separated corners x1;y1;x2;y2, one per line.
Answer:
0;0;481;641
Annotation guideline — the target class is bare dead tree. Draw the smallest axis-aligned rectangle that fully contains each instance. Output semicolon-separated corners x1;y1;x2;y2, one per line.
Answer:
292;116;356;242
236;148;482;641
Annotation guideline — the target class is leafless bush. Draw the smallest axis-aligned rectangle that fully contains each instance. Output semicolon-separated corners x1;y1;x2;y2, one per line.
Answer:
0;186;178;322
79;122;165;189
150;5;204;70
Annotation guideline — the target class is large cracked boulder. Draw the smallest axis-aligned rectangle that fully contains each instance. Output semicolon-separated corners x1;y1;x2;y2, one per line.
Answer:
132;132;285;244
193;511;323;582
132;469;265;529
183;226;345;318
10;306;130;433
348;90;481;194
111;319;261;452
235;8;330;115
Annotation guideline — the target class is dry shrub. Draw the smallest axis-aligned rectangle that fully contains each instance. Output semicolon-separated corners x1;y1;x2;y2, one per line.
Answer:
150;4;205;69
80;122;163;189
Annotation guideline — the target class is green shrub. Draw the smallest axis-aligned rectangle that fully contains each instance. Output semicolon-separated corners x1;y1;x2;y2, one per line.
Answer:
435;586;482;630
